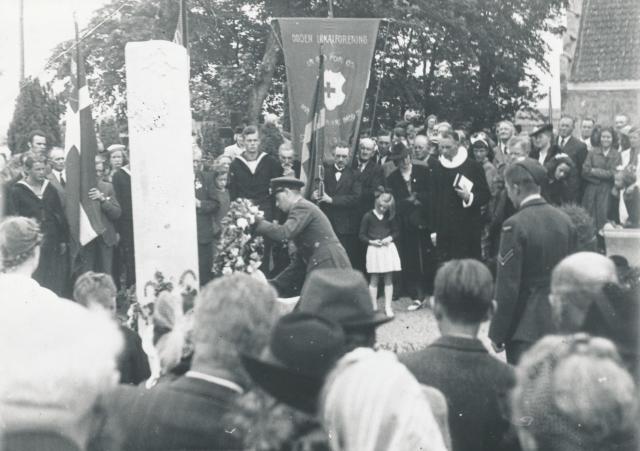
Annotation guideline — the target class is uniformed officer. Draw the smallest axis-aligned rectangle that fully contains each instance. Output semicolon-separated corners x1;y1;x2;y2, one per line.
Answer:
489;158;577;364
254;177;352;297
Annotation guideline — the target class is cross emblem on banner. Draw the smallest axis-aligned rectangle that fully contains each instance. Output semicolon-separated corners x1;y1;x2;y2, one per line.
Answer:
325;82;336;98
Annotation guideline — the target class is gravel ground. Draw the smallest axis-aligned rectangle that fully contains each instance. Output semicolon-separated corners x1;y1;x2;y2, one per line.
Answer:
375;297;503;361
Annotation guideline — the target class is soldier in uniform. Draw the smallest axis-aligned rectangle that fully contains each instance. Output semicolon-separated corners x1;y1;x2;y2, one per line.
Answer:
489;158;577;364
254;177;352;297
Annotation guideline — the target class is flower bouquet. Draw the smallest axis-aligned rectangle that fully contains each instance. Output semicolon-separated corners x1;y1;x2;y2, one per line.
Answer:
213;198;264;277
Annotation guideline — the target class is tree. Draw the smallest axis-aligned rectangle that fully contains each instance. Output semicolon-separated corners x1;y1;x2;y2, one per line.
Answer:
48;0;566;134
6;77;64;154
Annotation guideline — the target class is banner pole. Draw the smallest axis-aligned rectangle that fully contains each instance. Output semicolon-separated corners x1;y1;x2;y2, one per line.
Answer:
327;0;334;17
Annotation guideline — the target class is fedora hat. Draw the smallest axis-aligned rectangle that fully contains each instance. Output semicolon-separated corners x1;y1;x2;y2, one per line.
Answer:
241;312;346;413
298;269;393;329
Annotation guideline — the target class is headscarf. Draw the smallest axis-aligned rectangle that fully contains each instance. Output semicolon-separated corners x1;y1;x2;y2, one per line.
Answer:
320;348;447;451
0;217;42;272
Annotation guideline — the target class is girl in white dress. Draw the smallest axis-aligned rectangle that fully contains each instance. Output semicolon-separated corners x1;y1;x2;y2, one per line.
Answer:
358;190;401;317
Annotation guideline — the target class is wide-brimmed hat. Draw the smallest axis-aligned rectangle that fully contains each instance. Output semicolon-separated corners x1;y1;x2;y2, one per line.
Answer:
387;142;411;161
297;269;393;329
529;123;553;137
241;312;347;413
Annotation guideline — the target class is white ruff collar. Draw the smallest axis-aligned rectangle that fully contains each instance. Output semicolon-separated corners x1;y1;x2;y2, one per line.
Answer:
439;146;468;169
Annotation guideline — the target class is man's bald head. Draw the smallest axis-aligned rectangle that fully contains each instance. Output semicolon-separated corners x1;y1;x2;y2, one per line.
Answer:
550;252;618;332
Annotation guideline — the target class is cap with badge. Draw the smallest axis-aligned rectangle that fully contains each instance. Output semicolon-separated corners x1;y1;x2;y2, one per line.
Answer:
513;157;548;186
529;123;553;138
269;176;305;195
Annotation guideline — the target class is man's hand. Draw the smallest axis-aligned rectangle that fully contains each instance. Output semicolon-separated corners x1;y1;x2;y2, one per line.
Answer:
319;192;332;204
88;188;105;202
491;341;505;354
455;187;471;203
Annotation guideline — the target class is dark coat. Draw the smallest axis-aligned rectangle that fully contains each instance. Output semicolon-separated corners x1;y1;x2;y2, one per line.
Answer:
556;135;588;176
489;198;577;346
608;185;640;228
9;180;44;221
255;197;351;295
401;336;517;451
106;376;243;451
194;171;217;244
36;177;70;297
228;153;282;220
321;165;362;235
118;325;151;385
97;180;121;247
354;160;386;214
111;168;133;233
430;152;490;261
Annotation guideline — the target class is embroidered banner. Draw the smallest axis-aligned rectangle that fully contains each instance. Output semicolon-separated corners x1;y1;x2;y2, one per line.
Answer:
277;18;380;164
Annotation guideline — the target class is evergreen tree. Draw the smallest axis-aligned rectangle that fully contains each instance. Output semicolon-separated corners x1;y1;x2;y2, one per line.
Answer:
7;77;64;154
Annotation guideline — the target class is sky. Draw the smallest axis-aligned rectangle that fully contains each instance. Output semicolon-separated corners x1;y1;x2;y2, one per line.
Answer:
0;0;109;144
0;0;562;144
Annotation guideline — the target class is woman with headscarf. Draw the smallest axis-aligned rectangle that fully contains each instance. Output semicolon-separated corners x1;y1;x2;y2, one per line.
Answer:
320;348;449;451
0;216;58;303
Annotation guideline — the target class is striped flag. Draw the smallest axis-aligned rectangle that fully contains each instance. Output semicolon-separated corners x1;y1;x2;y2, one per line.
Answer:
64;24;105;261
173;0;188;49
300;53;326;199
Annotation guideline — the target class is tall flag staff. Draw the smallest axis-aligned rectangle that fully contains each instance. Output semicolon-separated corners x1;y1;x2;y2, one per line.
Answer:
300;51;326;200
63;12;106;268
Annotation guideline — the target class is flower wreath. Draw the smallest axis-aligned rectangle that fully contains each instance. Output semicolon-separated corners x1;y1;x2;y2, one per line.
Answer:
213;198;264;276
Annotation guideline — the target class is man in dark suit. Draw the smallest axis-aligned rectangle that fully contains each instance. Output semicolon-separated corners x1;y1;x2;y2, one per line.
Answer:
314;142;362;267
105;274;279;451
39;147;71;297
556;115;588;193
352;137;385;271
193;148;217;285
489;158;577;364
112;163;135;288
255;177;352;297
401;259;516;451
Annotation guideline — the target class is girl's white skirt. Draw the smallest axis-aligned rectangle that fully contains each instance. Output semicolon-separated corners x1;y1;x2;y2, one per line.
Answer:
366;242;401;274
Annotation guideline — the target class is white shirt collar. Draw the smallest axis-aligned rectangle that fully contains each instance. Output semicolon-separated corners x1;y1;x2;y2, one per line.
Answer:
521;193;542;207
373;209;384;220
185;371;244;394
439;146;468;169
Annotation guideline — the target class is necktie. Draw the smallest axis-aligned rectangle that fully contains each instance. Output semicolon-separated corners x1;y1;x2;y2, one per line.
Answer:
60;172;66;187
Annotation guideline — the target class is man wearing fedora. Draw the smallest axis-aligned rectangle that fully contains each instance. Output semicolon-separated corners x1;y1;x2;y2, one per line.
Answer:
105;274;279;451
489;158;576;364
254;177;351;297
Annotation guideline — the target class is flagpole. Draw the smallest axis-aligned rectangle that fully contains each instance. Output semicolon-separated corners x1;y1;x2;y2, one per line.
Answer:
327;0;334;17
73;11;81;87
181;0;188;53
19;0;25;84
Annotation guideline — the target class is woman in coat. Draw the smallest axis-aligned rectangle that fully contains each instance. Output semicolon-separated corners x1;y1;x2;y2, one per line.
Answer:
582;126;622;231
386;142;434;303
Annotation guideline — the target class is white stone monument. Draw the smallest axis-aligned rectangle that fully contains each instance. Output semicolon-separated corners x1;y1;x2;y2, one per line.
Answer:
125;40;199;306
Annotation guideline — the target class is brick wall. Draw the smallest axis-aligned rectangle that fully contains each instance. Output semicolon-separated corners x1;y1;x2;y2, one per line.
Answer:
563;89;640;125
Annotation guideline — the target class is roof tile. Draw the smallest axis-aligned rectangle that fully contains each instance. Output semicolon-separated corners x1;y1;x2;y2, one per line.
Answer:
571;0;640;82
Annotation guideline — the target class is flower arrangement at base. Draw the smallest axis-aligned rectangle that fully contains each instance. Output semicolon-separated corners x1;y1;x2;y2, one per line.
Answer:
213;198;264;277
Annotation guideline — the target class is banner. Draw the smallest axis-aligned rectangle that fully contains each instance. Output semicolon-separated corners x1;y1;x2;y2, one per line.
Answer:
277;18;380;164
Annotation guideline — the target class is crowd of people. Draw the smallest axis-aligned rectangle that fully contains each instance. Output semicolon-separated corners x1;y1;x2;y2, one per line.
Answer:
0;110;639;451
0;213;638;450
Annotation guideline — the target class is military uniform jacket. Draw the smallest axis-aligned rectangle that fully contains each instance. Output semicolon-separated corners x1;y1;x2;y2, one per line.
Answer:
489;197;576;345
255;197;350;270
